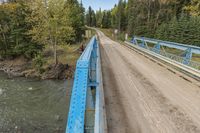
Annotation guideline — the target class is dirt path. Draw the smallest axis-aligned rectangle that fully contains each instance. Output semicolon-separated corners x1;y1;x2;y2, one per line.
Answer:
98;30;200;133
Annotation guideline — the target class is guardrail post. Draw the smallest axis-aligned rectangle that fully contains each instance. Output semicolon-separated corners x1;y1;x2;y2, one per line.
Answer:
153;42;161;54
140;37;146;48
131;37;135;44
183;48;192;65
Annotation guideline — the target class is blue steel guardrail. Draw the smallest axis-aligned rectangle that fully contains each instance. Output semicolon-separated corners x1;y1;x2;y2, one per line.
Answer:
131;36;200;69
94;36;107;133
125;41;200;79
66;36;106;133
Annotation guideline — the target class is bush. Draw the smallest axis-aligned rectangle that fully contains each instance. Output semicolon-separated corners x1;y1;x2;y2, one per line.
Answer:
117;33;125;41
32;53;46;73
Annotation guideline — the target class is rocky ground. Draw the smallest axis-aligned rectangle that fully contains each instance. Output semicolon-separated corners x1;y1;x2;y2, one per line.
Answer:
0;56;75;80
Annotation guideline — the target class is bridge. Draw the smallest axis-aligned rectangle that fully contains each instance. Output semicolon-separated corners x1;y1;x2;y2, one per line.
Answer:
66;29;200;133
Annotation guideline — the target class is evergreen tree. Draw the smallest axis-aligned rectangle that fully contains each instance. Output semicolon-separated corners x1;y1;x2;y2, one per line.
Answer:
96;8;103;27
0;1;42;58
102;11;112;28
86;6;93;26
185;0;200;16
155;15;200;46
65;0;85;42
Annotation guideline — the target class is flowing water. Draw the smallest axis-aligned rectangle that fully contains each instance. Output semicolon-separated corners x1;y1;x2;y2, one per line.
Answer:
0;72;72;133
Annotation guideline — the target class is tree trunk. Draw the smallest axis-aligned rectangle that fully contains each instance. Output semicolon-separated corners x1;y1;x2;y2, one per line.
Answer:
53;43;58;65
154;2;162;30
2;32;7;55
147;0;151;24
54;22;58;65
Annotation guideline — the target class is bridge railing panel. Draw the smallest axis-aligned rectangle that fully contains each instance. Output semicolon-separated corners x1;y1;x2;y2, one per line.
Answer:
131;36;200;70
66;36;106;133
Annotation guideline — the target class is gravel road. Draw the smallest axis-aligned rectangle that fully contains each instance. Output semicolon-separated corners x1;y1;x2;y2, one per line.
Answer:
97;30;200;133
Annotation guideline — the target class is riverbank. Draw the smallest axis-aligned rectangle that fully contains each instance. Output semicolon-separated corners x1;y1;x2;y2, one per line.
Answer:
0;44;83;80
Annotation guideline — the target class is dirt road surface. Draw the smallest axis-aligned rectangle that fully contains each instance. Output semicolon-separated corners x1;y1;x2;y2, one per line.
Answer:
97;30;200;133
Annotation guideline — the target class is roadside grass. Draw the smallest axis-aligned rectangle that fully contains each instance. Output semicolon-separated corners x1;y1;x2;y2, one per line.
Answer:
42;29;96;69
100;28;114;39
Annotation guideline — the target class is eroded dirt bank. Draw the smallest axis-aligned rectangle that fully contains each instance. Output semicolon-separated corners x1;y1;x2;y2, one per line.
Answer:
0;56;74;80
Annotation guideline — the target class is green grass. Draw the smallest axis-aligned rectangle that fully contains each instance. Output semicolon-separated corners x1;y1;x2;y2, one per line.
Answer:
43;43;82;68
99;28;115;40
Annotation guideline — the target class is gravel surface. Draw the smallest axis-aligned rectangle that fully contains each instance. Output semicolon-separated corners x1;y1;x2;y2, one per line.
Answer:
97;30;200;133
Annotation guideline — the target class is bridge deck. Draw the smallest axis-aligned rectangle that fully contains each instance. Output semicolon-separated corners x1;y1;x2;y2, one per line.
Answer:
97;30;200;133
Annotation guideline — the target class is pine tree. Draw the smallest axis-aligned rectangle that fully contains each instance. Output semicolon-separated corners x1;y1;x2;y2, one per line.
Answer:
65;0;85;42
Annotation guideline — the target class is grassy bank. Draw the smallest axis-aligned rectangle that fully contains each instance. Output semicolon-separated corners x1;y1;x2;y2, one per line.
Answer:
44;44;82;68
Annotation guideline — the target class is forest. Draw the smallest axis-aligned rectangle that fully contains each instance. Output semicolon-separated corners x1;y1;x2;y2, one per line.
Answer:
0;0;84;61
85;0;200;46
0;0;85;79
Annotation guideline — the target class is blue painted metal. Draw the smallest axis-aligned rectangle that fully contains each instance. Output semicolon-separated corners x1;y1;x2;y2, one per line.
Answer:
94;37;106;133
66;37;96;133
182;48;192;65
132;36;200;67
66;36;105;133
139;37;146;48
131;37;135;44
134;36;200;54
153;42;161;54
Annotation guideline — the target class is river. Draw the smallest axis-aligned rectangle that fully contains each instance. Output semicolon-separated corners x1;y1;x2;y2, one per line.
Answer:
0;72;72;133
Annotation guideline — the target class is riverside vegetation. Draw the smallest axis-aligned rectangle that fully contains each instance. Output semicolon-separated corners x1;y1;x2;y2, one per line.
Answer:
0;0;85;79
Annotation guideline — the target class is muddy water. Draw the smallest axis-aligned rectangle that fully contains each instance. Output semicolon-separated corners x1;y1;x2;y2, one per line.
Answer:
0;72;72;133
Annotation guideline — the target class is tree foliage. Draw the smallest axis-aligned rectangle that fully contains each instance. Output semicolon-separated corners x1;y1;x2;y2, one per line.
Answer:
0;2;42;58
155;16;200;46
185;0;200;16
86;0;200;46
0;0;85;62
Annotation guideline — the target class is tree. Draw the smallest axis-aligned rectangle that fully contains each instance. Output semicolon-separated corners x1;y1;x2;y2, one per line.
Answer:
155;15;200;46
65;0;85;42
0;2;42;58
85;6;97;27
96;8;103;27
102;11;112;28
127;0;136;35
185;0;200;16
91;11;97;27
111;5;118;29
27;0;75;64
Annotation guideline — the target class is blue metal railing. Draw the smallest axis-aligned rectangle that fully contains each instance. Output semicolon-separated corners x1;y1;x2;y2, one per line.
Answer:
66;36;106;133
131;36;200;69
